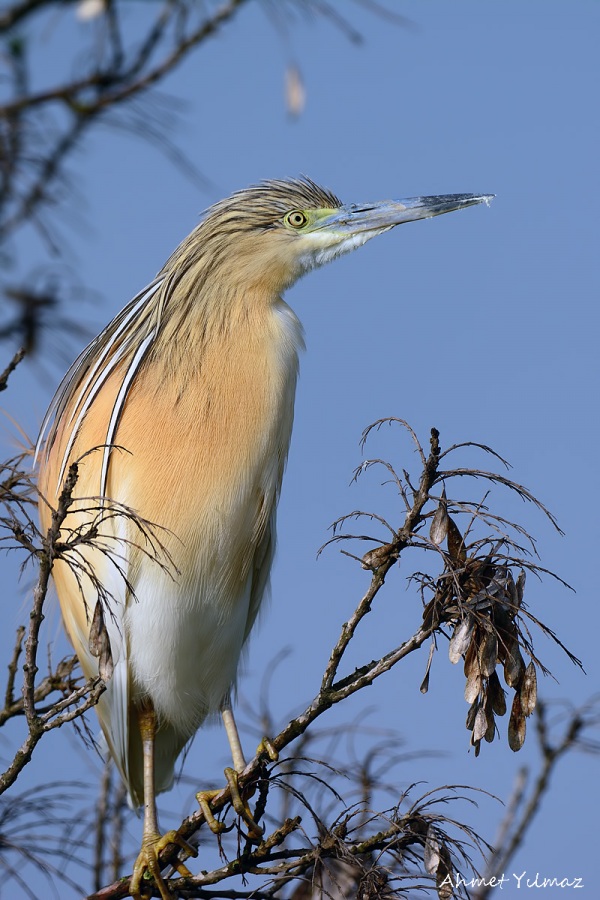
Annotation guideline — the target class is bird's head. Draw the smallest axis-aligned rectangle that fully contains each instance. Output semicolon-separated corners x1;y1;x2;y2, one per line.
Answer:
195;177;493;296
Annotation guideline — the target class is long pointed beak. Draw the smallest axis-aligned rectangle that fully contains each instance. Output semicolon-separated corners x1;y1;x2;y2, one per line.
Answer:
318;193;494;234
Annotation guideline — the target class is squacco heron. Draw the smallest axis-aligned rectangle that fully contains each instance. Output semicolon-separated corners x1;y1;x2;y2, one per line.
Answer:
36;178;491;898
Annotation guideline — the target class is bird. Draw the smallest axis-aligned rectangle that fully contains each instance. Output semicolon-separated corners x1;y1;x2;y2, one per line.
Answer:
35;177;492;898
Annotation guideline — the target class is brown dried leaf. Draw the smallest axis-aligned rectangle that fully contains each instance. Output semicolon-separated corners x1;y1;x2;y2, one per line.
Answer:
508;693;526;751
449;615;473;663
430;489;449;545
447;517;466;566
520;661;537;716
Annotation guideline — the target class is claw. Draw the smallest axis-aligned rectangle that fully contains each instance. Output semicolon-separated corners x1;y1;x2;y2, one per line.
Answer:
209;708;276;843
256;736;278;762
130;830;196;900
197;768;264;843
224;766;264;841
196;787;230;835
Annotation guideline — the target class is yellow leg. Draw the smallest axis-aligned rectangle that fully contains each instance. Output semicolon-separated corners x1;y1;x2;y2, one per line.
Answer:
130;706;196;900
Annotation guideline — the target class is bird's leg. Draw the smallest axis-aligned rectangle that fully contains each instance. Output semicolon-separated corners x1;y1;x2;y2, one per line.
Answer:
130;705;196;900
196;707;277;842
222;706;246;771
222;705;279;768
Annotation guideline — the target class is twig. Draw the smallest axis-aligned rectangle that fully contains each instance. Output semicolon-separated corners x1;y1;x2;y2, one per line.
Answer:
0;347;25;391
4;625;25;710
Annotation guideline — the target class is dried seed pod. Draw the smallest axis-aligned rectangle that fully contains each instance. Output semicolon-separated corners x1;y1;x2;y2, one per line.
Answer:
508;693;526;751
463;635;479;678
478;627;498;677
516;570;526;607
484;703;496;743
465;669;482;704
449;615;473;663
420;641;435;694
504;640;525;688
520;661;537;716
466;699;479;731
488;671;507;716
506;570;518;606
447;516;467;566
486;572;506;601
430;489;449;545
424;825;440;874
473;706;488;743
88;600;114;681
437;843;454;900
494;609;512;661
422;598;438;631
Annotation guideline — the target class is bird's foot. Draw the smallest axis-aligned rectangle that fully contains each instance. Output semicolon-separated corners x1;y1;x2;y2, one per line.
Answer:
130;830;196;900
197;738;277;843
197;766;265;842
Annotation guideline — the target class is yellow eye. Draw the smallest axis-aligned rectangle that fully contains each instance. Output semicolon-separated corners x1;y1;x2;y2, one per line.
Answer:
285;210;308;228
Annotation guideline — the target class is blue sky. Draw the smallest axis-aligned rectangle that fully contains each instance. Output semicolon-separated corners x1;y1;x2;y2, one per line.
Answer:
2;1;598;895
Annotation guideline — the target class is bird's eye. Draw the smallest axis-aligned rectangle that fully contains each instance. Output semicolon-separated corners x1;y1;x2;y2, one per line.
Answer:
285;210;308;229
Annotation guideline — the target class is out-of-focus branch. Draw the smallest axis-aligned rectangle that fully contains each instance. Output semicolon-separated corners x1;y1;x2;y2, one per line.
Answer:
472;696;600;900
0;347;25;391
0;0;251;242
0;647;80;726
0;0;47;33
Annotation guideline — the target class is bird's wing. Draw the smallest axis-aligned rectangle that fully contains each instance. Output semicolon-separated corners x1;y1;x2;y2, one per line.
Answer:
243;509;276;645
36;278;168;804
35;278;164;495
49;527;133;793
